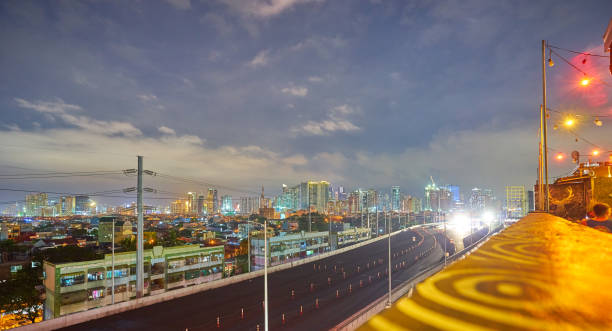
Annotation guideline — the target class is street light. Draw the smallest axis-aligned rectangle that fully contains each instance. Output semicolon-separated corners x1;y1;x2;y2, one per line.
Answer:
580;77;590;86
264;218;268;331
564;118;575;127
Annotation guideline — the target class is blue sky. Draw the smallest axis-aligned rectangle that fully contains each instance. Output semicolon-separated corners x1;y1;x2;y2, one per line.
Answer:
1;0;611;204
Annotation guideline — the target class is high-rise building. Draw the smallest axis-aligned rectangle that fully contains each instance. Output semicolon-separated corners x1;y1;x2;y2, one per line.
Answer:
527;190;535;212
25;192;47;216
197;194;205;215
171;199;189;215
186;192;197;215
470;188;495;212
75;195;90;215
293;181;330;213
61;196;76;216
239;196;260;216
206;188;218;214
391;186;400;211
221;195;233;214
505;186;528;218
424;184;439;211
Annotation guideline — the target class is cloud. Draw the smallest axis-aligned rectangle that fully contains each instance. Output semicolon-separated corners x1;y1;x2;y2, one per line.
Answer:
16;98;142;137
221;0;323;18
158;126;176;135
164;0;191;10
248;50;269;68
281;86;308;97
138;94;158;102
291;104;360;136
308;76;323;83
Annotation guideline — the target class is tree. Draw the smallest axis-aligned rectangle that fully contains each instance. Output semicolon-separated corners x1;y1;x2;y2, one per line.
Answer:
0;265;41;325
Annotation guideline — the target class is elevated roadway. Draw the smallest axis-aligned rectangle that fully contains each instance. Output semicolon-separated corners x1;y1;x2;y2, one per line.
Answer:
59;228;450;331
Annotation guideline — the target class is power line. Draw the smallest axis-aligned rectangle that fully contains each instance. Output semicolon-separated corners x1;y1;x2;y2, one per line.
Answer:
154;173;261;195
549;49;612;87
547;44;609;58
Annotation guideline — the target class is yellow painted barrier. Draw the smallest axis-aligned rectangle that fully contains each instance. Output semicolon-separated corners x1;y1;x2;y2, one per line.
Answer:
359;213;612;331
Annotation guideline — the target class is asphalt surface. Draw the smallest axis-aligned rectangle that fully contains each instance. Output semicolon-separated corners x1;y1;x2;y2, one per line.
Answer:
61;228;451;331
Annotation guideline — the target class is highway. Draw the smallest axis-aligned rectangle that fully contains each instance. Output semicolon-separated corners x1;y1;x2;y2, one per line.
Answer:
61;228;450;331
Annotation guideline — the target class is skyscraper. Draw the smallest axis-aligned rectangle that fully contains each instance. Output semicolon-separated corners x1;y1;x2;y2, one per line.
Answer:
75;195;90;215
391;186;400;211
187;192;197;215
25;193;47;216
505;186;527;218
61;196;75;216
424;184;439;211
221;195;233;214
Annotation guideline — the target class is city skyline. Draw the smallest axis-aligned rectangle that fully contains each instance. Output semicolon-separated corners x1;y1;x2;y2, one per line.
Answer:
1;1;612;206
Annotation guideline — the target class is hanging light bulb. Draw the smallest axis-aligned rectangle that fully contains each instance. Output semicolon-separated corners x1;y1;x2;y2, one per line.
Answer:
553;124;558;130
548;56;554;67
581;76;590;86
594;117;603;126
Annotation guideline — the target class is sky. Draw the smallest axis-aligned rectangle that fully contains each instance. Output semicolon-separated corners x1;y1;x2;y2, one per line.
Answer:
1;0;612;206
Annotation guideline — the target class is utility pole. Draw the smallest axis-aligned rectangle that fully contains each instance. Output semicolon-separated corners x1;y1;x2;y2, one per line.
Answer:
367;212;370;234
541;40;550;212
136;156;144;298
264;219;269;331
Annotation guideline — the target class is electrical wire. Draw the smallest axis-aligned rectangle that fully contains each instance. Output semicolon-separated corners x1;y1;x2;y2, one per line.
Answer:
547;44;609;58
548;49;612;87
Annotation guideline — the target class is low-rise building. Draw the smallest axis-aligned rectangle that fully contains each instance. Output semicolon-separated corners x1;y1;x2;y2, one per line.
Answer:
43;245;224;319
336;227;371;247
250;231;329;269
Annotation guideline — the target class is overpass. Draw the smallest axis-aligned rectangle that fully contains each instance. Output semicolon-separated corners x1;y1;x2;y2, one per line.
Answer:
357;213;612;330
19;223;482;330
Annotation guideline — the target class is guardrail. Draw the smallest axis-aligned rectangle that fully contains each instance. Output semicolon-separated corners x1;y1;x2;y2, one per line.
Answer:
17;223;436;331
332;223;504;331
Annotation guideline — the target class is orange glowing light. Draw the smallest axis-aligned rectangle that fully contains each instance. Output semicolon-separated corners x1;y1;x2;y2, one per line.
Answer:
593;150;599;156
564;119;575;127
556;153;564;160
580;78;590;86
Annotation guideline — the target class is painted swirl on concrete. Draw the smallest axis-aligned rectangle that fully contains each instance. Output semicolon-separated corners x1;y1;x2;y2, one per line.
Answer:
359;213;612;331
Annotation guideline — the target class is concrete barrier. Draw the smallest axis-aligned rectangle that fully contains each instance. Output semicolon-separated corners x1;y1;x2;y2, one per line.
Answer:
331;223;503;331
17;224;434;331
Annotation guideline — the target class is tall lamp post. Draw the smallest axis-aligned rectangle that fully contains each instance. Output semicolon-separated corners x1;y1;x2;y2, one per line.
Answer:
264;218;269;331
386;209;392;308
539;40;550;212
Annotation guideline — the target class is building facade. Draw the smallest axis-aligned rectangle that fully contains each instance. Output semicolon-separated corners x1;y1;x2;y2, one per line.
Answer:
43;245;224;319
251;231;329;269
505;186;528;219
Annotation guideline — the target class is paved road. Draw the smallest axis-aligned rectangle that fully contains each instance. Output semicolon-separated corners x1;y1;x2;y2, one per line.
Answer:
62;228;450;331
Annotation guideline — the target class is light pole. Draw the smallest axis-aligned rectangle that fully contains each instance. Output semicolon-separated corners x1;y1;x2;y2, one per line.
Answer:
111;217;115;305
376;208;379;237
443;215;447;266
386;210;391;308
540;40;550;212
308;186;311;233
264;219;269;331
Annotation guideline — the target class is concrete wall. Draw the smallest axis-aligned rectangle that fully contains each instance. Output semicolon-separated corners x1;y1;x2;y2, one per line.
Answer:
331;223;503;331
18;225;433;331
